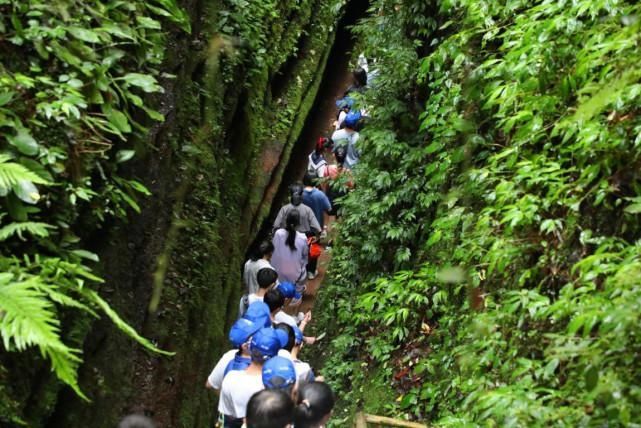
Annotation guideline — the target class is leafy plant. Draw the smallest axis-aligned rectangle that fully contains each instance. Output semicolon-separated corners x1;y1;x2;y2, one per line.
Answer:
317;0;641;425
0;0;189;404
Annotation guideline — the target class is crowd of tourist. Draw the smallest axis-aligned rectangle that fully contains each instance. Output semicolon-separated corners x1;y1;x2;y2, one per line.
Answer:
200;64;370;428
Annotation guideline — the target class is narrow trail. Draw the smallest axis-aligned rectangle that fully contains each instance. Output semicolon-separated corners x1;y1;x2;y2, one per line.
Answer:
254;1;365;317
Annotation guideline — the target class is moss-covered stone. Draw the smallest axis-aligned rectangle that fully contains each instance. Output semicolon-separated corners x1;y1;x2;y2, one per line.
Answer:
0;1;350;427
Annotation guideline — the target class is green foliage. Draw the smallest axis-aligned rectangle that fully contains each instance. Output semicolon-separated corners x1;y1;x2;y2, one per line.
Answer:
0;0;188;406
318;0;641;425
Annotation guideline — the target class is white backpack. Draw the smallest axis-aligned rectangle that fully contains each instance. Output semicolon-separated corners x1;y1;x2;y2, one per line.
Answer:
307;153;327;176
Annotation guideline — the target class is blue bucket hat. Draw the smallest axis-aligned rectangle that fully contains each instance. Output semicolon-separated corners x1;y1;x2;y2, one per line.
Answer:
229;318;262;348
292;325;303;346
243;301;272;327
250;328;282;361
262;356;297;390
277;282;301;300
344;111;362;128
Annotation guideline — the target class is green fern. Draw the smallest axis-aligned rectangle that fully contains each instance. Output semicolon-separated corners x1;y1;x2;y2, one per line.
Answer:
0;274;87;399
82;289;175;356
0;222;55;241
0;155;50;190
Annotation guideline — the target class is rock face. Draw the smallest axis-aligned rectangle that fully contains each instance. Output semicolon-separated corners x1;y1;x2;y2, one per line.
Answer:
0;1;357;427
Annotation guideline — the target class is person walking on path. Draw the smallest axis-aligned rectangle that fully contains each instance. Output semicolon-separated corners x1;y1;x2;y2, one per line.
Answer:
243;241;275;296
307;137;333;177
271;210;309;289
245;389;294;428
273;184;320;237
331;111;361;169
247;267;278;307
205;318;262;392
218;328;281;427
293;382;336;428
302;173;330;279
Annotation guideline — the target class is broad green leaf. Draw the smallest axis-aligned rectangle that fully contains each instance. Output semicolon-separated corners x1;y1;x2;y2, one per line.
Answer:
68;27;101;43
12;180;40;204
115;150;136;163
106;109;131;134
119;73;162;93
0;91;15;107
7;130;39;156
624;203;641;214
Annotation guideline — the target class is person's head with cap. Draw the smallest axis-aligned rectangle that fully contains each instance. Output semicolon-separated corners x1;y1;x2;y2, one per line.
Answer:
246;389;294;428
274;323;295;352
244;301;272;328
229;318;262;354
263;356;297;396
257;267;278;290
343;111;361;130
276;282;301;305
294;382;335;428
265;287;286;316
250;327;281;364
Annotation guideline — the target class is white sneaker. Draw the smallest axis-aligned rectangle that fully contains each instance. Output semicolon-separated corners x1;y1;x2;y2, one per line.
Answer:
307;271;316;280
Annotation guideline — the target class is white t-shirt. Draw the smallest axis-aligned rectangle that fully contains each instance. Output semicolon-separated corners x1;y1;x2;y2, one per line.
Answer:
207;349;237;390
331;128;360;168
247;294;264;305
243;259;273;295
274;310;297;328
278;349;314;384
218;370;264;418
335;110;347;130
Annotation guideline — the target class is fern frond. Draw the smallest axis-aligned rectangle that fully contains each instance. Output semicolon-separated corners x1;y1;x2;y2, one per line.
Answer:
0;222;55;241
0;156;50;190
31;282;98;318
82;289;175;356
0;277;87;399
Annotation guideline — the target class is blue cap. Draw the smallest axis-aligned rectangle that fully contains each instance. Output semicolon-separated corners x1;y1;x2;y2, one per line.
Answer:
344;111;362;128
292;325;303;346
275;329;289;348
277;282;301;300
243;302;272;327
229;318;262;348
250;328;281;360
262;356;297;390
335;96;354;110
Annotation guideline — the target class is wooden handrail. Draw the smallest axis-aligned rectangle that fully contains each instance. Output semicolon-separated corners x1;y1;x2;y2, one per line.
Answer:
354;412;428;428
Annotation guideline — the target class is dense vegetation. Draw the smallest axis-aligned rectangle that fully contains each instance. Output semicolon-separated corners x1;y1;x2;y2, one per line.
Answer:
0;0;188;418
1;0;347;426
317;0;641;425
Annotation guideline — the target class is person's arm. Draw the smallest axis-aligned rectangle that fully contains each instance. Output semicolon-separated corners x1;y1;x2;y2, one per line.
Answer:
273;206;286;232
206;352;231;391
307;208;321;236
301;235;309;266
322;192;331;214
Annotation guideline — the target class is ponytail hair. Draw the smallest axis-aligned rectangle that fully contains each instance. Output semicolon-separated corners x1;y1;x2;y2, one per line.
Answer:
285;210;300;251
294;382;335;428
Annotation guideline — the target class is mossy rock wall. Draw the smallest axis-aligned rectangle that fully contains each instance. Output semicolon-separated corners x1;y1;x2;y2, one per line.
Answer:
1;0;342;426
